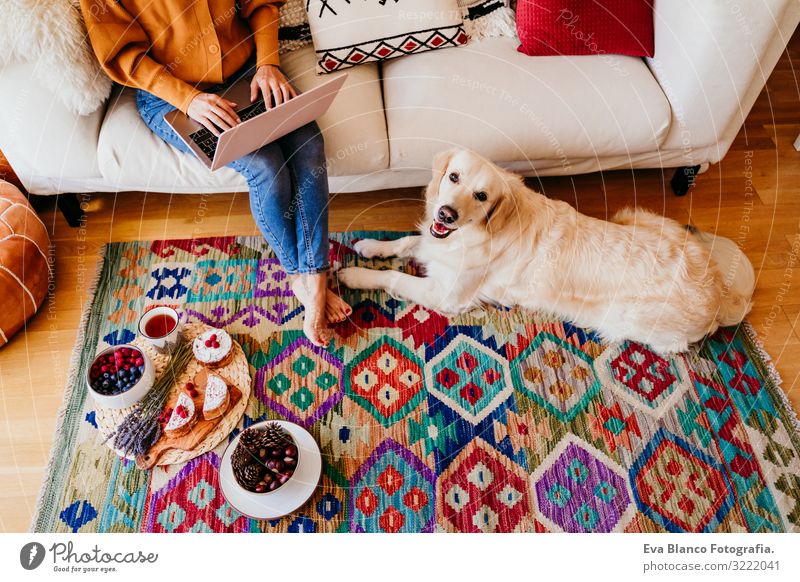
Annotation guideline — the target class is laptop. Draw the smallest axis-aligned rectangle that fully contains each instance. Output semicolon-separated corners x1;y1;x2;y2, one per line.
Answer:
164;74;347;171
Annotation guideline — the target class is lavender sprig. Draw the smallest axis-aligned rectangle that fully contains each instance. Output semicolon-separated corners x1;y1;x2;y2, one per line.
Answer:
108;341;194;457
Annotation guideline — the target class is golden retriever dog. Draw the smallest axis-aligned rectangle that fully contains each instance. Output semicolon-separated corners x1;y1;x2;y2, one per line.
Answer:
337;149;755;354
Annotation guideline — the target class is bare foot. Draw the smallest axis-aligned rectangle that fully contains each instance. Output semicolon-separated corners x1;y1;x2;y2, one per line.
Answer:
289;274;334;347
326;289;352;323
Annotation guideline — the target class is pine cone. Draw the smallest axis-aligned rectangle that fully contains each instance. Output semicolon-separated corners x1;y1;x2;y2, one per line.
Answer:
262;423;291;448
231;445;254;473
235;461;265;490
238;428;267;452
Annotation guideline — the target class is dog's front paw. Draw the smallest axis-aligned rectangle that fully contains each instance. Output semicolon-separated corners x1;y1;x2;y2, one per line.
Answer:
337;267;380;290
354;239;389;259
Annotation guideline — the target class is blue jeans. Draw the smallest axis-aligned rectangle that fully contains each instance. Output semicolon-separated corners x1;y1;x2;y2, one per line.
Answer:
135;84;330;275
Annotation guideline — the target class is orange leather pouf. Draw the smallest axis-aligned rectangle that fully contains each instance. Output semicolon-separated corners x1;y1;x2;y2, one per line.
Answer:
0;180;51;347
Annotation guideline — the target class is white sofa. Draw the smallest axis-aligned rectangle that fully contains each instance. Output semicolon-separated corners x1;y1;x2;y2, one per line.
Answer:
0;1;797;224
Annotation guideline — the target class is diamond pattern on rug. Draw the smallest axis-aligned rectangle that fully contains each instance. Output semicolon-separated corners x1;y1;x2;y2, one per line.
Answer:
34;233;800;533
350;439;435;532
439;438;532;532
630;428;734;532
187;259;257;303
144;454;248;533
255;332;344;428
531;435;634;533
511;332;600;422
596;341;692;417
345;336;425;427
426;333;513;425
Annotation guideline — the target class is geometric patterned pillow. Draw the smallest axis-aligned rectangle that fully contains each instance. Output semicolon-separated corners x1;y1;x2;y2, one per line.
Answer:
305;0;469;74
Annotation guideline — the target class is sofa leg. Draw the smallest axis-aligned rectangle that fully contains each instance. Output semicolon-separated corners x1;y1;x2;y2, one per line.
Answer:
56;193;85;227
670;165;702;197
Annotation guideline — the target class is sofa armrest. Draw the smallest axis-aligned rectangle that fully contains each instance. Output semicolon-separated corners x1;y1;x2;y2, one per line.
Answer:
0;61;105;193
647;0;799;164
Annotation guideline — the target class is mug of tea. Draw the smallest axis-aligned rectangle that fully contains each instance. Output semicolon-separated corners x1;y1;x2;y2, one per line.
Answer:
138;306;182;353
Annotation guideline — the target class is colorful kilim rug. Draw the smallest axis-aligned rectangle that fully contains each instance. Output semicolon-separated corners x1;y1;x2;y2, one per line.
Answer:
33;233;800;533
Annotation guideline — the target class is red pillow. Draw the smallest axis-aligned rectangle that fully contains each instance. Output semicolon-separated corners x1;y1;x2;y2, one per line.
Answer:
516;0;655;58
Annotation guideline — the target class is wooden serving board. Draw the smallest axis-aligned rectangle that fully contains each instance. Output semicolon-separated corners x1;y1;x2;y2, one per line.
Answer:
136;369;242;469
96;322;252;467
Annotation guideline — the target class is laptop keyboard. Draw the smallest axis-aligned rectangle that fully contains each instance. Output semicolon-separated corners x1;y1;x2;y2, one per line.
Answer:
188;99;269;159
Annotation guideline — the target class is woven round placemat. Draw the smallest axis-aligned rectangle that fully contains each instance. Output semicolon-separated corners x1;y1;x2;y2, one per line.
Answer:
95;323;252;465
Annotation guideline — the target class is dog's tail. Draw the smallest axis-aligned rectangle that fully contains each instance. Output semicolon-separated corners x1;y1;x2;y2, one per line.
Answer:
687;225;755;327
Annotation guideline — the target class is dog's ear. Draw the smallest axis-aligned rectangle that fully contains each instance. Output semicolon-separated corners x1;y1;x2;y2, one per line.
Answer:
485;171;524;234
424;148;459;201
432;148;458;178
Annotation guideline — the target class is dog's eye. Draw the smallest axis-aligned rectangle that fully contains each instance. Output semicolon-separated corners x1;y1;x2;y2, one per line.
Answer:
474;191;488;202
449;172;459;183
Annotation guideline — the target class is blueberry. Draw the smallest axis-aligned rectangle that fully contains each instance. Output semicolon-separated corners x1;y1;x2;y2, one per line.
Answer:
138;365;145;374
103;372;110;379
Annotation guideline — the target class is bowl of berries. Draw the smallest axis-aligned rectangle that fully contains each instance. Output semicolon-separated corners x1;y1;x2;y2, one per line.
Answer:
86;345;155;409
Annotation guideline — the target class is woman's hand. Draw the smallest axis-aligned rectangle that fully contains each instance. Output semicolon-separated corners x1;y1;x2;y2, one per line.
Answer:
187;93;241;136
250;65;297;107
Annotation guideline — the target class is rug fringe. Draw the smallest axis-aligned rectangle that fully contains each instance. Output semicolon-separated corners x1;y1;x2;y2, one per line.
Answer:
741;320;800;439
30;244;108;533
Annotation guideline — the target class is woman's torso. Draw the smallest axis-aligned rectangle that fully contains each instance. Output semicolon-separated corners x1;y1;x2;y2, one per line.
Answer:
121;0;255;87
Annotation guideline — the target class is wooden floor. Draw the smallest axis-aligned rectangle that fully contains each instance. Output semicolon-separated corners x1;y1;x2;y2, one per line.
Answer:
2;36;799;533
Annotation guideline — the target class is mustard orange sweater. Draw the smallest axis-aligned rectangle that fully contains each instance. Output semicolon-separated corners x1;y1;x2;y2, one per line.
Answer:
80;0;285;113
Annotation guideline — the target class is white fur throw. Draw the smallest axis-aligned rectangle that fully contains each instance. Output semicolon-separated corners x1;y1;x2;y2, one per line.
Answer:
0;0;112;116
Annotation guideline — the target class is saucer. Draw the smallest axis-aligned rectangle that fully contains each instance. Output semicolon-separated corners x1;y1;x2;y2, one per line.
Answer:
219;420;322;520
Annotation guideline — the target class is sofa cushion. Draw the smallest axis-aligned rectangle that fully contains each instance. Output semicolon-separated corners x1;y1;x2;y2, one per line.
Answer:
0;62;104;184
97;46;388;191
280;45;389;175
382;36;671;169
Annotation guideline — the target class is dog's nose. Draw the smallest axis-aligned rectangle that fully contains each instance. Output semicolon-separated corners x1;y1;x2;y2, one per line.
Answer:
437;205;459;224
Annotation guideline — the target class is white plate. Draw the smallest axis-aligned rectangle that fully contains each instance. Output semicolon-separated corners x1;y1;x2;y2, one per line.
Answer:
219;420;322;520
